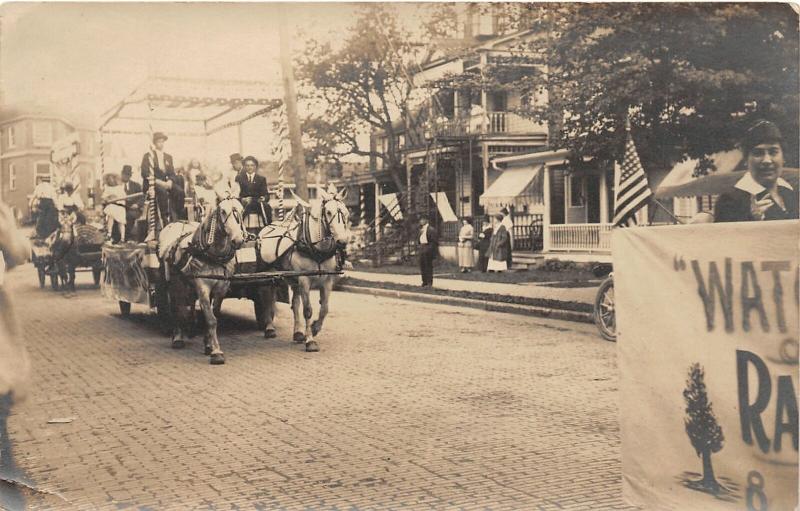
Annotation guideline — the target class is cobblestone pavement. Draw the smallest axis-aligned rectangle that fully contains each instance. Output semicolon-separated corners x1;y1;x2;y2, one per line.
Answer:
2;264;635;510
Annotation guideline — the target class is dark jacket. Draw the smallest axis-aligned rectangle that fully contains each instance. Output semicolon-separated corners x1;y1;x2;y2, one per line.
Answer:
122;180;144;222
140;150;184;222
714;183;799;223
418;224;438;257
140;150;175;188
477;226;493;255
236;172;271;222
489;225;509;261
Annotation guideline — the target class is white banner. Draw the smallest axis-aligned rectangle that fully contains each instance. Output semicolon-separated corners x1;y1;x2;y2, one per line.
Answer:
616;220;798;511
429;192;458;222
378;193;403;221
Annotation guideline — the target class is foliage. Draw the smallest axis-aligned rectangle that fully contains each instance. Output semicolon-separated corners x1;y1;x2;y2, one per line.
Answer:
506;3;799;172
683;363;724;458
297;4;459;192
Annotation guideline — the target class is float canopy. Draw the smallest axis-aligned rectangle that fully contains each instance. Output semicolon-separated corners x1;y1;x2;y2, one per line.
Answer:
98;76;283;138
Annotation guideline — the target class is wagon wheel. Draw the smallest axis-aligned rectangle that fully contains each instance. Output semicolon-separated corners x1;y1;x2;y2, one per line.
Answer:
593;276;616;342
119;301;131;316
37;265;46;288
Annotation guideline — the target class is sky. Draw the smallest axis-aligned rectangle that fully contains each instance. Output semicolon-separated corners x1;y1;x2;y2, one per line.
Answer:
0;3;362;118
0;2;439;169
0;2;369;167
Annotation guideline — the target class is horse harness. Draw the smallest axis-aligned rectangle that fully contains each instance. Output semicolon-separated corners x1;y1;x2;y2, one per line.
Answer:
169;201;242;274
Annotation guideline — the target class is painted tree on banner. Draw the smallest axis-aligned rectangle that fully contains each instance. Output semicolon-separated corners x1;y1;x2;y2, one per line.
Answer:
684;363;726;494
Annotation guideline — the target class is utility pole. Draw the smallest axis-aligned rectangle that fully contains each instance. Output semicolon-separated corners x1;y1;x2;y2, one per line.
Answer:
278;5;309;200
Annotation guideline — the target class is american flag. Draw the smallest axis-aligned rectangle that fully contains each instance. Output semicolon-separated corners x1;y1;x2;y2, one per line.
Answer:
613;130;652;226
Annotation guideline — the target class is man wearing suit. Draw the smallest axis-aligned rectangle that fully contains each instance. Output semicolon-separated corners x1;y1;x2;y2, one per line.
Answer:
140;132;185;224
235;155;271;232
418;215;438;287
715;120;799;223
120;165;143;241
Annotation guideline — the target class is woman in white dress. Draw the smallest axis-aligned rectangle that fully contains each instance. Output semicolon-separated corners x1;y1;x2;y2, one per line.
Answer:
456;218;475;272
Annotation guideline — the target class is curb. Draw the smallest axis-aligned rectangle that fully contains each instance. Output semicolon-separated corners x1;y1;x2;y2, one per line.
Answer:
338;284;595;324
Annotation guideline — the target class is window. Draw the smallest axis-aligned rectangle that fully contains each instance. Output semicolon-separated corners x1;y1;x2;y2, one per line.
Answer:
33;122;53;146
568;175;585;207
7;126;16;148
8;164;16;191
35;162;51;185
489;91;507;112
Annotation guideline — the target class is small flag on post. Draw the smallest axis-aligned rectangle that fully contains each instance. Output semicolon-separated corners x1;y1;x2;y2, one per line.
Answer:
613;125;652;226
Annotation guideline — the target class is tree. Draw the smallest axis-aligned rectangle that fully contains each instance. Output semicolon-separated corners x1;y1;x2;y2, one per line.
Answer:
683;363;725;493
508;3;799;174
297;4;458;193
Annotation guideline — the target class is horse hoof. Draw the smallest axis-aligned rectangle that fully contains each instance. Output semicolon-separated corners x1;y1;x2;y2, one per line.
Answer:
292;332;306;343
210;353;225;365
311;321;321;336
264;329;277;339
172;339;185;349
204;346;212;356
305;340;320;352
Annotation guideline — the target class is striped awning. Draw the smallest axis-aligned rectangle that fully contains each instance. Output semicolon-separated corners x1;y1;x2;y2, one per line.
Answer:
479;165;542;209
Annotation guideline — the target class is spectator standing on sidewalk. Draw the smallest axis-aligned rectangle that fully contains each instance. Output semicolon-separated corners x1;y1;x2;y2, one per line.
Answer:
476;217;493;273
457;217;475;273
418;215;438;287
500;207;514;268
487;213;509;273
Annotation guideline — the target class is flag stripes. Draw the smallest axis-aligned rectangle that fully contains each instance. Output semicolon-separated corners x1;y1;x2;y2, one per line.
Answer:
613;131;652;226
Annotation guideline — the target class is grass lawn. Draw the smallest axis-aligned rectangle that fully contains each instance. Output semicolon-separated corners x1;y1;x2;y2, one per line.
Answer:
339;277;594;312
351;260;599;287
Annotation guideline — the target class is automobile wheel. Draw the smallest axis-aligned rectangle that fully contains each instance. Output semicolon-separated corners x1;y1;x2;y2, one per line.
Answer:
593;275;616;342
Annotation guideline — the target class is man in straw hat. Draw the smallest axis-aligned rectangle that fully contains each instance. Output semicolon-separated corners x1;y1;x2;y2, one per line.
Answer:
141;132;185;224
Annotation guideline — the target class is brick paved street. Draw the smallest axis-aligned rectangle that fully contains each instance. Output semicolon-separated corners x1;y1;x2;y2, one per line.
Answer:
2;264;633;510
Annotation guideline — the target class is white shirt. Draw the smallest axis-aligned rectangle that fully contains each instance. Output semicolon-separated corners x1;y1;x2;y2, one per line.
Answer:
153;150;165;171
734;171;793;195
419;224;429;244
57;193;85;211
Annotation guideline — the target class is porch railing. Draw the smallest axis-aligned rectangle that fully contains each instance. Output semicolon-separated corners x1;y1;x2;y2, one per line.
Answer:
428;112;546;138
549;224;613;253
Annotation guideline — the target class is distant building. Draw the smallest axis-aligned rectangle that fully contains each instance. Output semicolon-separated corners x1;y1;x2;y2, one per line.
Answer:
0;106;98;222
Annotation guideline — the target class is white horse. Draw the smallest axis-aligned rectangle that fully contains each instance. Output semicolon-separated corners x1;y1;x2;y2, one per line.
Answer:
157;197;246;364
256;185;350;352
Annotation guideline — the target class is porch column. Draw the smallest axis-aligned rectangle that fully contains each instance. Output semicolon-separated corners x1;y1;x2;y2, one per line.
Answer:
599;167;608;223
542;165;551;252
374;181;381;242
482;143;489;205
406;157;413;212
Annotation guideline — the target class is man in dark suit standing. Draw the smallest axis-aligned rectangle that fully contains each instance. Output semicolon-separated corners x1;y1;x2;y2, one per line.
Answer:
120;165;143;241
418;215;438;287
141;132;185;224
235;155;271;233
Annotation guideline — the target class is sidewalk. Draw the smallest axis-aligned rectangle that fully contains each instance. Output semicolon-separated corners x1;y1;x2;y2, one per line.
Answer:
340;269;599;323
